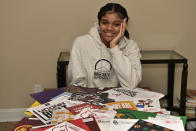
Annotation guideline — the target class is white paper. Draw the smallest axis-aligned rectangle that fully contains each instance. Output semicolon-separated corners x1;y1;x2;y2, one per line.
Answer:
28;96;83;124
50;92;72;100
45;121;85;131
96;119;110;131
74;108;116;121
132;98;161;110
155;113;181;120
145;119;184;131
104;87;164;101
109;119;138;131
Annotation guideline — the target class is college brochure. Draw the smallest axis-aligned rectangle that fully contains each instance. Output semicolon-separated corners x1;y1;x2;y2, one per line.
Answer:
45;121;85;131
69;92;114;106
27;96;83;124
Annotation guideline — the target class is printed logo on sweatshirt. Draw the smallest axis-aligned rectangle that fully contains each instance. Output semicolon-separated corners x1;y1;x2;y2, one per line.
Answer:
94;59;112;79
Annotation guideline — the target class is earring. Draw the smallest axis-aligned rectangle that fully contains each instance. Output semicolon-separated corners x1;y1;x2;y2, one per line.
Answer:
97;25;100;33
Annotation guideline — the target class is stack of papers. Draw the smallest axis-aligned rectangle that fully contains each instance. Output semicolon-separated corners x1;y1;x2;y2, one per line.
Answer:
12;86;186;131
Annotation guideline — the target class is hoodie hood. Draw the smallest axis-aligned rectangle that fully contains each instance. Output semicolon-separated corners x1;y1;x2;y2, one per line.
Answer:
88;23;128;49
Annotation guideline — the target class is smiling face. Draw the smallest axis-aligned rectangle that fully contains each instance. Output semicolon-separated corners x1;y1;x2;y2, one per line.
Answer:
99;12;123;47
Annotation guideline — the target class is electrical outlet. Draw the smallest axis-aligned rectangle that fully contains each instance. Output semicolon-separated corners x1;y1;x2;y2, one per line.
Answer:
34;84;42;93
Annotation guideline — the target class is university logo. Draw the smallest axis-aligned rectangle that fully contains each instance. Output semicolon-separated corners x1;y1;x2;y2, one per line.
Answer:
94;59;112;79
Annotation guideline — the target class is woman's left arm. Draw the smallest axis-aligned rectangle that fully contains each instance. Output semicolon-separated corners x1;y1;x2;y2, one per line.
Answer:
109;42;142;89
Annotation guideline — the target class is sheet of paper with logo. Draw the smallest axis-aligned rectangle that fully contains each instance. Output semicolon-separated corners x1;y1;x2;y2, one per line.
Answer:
137;108;170;114
67;103;103;115
69;92;114;106
104;87;164;101
155;113;187;127
109;119;175;131
96;119;111;131
132;98;161;111
51;108;74;124
146;118;184;131
115;109;186;127
69;119;91;131
109;119;138;131
27;96;83;124
104;88;164;113
106;101;137;110
82;117;101;131
115;109;157;119
104;88;137;101
74;108;116;121
133;88;165;99
74;108;115;131
155;113;181;120
45;121;86;131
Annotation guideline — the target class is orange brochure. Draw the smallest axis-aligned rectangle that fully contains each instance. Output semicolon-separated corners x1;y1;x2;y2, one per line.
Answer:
106;101;137;110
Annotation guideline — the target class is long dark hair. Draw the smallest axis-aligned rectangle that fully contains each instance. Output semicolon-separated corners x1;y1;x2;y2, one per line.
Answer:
97;3;130;39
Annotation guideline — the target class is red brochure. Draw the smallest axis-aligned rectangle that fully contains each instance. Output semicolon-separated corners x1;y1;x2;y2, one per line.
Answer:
67;103;103;115
69;119;91;131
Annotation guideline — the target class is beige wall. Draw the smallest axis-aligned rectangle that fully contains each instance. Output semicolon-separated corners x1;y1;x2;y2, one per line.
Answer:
0;0;196;108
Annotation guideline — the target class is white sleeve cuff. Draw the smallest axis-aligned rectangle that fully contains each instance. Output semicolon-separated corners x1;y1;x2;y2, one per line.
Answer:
109;45;120;56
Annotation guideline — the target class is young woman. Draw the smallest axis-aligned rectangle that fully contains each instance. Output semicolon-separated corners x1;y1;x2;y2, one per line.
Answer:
68;3;142;89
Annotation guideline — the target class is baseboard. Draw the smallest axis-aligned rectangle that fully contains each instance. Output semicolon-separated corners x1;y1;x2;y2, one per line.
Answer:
0;108;27;122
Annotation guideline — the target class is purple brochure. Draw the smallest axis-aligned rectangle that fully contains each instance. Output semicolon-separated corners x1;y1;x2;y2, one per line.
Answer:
30;87;67;104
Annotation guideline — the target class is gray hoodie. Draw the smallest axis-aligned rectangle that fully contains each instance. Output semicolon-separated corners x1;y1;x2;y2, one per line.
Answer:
68;24;142;89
